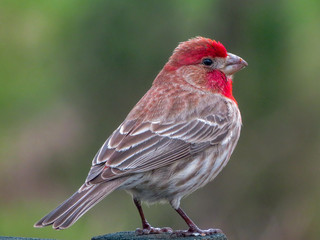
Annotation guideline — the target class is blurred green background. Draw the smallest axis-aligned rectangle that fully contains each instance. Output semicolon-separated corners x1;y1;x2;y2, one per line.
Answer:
1;0;320;239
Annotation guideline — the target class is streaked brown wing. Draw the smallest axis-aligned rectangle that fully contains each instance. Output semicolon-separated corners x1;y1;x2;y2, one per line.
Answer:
85;102;231;184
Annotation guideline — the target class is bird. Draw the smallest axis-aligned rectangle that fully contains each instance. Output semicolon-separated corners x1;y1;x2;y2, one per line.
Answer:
34;36;247;236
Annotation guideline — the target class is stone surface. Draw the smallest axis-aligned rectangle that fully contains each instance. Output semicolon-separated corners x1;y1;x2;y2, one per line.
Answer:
92;231;228;240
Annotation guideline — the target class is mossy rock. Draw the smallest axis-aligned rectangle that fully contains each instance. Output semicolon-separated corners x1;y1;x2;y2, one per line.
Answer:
92;231;227;240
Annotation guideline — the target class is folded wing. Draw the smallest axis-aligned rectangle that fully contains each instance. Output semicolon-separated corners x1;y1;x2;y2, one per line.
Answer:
84;96;232;187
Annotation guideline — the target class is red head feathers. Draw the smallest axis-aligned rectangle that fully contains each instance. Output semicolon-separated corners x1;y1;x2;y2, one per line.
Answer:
168;37;227;68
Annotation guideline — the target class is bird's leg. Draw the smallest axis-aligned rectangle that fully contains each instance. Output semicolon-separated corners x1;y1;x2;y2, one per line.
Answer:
133;198;172;235
133;198;151;230
173;206;223;236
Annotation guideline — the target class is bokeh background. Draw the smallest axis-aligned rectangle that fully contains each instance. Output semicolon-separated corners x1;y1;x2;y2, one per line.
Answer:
1;0;320;239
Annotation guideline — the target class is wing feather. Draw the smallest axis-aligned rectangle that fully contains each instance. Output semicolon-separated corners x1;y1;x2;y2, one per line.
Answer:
85;95;234;184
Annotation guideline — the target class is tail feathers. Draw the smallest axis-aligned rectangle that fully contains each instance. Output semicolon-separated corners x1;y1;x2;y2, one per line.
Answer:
34;178;126;229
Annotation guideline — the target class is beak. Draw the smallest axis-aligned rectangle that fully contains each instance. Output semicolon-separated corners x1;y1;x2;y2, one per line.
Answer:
221;53;248;75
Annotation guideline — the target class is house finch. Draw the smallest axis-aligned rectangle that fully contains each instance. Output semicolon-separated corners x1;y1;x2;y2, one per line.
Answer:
34;37;247;236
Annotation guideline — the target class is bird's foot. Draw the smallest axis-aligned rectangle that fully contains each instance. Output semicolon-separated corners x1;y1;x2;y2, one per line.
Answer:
173;227;223;237
135;226;173;235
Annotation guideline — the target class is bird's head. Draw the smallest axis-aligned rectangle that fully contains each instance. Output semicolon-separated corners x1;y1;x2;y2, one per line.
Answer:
162;37;248;101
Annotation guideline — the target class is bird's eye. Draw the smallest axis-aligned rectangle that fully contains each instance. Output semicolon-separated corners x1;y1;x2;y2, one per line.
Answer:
202;58;213;66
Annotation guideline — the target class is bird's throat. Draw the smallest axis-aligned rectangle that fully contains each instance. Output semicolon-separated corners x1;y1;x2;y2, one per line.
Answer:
206;70;236;104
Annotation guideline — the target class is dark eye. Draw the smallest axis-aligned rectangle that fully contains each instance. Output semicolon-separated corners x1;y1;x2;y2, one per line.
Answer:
202;58;213;66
